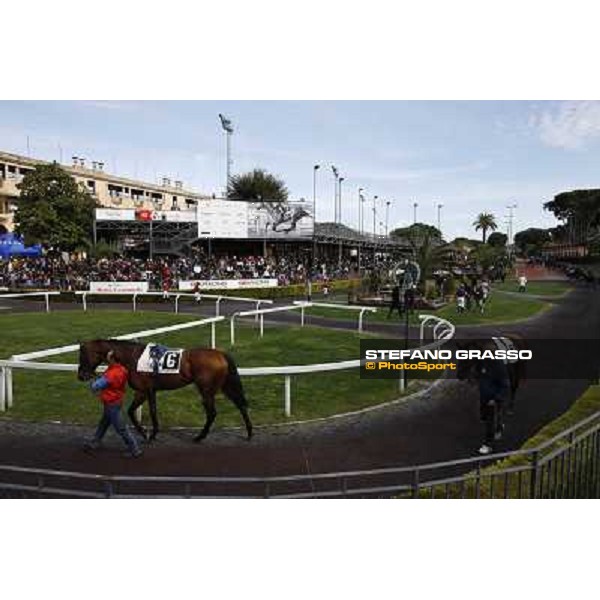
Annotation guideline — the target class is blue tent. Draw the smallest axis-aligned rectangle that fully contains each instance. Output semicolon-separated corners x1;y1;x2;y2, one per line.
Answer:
0;233;43;259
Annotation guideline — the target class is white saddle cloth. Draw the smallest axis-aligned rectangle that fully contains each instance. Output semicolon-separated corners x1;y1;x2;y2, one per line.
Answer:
492;337;519;364
136;344;184;374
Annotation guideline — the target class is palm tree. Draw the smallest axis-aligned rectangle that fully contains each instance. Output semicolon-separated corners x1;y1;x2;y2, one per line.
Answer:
227;169;289;202
473;213;497;243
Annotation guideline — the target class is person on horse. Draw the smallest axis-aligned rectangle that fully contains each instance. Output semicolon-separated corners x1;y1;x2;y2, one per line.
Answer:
476;355;510;455
83;350;142;458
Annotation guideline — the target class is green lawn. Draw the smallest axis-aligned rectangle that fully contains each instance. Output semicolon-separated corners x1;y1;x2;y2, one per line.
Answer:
303;291;551;327
0;310;412;428
492;280;571;297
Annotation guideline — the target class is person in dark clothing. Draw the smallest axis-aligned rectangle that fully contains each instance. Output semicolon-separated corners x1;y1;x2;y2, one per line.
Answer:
404;285;416;314
387;285;403;319
476;358;510;455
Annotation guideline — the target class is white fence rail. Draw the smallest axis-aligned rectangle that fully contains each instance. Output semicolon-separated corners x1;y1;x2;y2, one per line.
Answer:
0;314;455;417
229;301;378;345
0;291;61;313
74;291;273;316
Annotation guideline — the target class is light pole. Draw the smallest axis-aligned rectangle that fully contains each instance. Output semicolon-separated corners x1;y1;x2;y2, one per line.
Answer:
506;203;517;246
385;200;391;236
218;113;234;197
437;203;443;233
413;201;418;225
358;188;364;234
338;177;345;224
372;195;378;262
331;166;339;223
313;164;320;263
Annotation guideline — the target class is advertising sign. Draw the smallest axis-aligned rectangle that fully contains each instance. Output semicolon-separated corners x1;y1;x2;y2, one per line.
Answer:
196;200;248;238
89;281;149;293
179;278;278;291
95;208;136;221
95;208;197;223
247;199;314;238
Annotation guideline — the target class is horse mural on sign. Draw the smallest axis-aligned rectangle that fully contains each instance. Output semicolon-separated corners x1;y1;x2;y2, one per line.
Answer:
77;340;253;443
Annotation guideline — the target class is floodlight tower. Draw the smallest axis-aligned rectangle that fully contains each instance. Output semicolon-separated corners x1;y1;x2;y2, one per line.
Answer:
437;203;443;234
218;113;234;197
506;203;517;245
331;165;339;222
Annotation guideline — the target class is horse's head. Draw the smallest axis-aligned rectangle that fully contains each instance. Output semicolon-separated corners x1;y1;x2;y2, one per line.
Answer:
77;341;106;381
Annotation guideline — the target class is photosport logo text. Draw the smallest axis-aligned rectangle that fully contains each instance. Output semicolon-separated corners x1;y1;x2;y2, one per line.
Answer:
359;339;599;380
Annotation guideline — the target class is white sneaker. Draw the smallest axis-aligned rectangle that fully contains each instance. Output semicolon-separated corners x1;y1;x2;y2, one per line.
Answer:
478;444;493;455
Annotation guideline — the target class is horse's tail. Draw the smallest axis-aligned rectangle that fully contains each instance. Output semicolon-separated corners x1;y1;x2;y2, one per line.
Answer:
222;352;248;408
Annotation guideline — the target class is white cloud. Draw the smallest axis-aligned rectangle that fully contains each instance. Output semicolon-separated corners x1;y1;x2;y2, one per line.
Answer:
531;101;600;149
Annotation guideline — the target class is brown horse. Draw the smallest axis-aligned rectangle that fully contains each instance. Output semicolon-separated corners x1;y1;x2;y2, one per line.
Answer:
77;339;253;443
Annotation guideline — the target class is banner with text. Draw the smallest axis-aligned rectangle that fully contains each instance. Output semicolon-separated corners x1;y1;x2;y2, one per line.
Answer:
89;281;149;293
179;278;278;291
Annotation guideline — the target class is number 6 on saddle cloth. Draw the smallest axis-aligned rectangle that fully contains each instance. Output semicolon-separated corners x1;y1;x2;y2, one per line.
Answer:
142;344;183;375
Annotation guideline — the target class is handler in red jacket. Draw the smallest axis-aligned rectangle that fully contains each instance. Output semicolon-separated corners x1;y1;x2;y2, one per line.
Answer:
83;351;142;458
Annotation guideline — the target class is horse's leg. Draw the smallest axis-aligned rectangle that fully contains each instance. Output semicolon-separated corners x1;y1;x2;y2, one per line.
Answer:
222;373;253;441
147;390;160;441
127;390;149;440
193;390;217;443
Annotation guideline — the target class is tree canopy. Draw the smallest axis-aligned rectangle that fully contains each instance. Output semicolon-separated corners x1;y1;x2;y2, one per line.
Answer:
472;213;497;243
227;168;289;202
514;228;551;256
15;162;97;251
389;223;442;247
487;231;508;247
544;189;600;243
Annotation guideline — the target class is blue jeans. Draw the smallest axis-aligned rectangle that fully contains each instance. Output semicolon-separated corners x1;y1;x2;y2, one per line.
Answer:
94;403;140;454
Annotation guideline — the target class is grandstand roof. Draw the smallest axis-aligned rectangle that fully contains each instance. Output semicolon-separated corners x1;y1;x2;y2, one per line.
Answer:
315;222;411;247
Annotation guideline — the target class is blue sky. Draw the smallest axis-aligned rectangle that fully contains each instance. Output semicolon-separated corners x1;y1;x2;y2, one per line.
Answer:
1;100;599;240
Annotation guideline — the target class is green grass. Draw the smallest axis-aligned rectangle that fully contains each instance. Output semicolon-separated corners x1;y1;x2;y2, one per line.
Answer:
492;280;571;297
303;292;551;327
0;310;413;428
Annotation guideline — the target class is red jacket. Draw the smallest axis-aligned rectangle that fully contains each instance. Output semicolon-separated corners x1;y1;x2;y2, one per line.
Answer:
100;363;129;405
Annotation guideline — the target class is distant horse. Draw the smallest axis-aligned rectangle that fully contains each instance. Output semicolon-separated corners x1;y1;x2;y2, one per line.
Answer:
455;335;528;414
77;339;253;443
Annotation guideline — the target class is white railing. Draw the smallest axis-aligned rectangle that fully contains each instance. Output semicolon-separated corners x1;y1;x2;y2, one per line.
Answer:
0;291;61;313
75;291;273;316
229;302;378;345
0;315;225;412
293;301;377;333
0;314;455;418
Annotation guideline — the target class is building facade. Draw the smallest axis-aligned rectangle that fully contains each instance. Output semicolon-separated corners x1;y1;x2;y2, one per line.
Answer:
0;150;208;234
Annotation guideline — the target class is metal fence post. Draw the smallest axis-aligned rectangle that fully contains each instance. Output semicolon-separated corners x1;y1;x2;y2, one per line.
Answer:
211;321;216;349
45;293;50;313
255;300;261;322
260;314;264;338
6;366;13;409
0;367;6;412
301;306;305;327
358;309;364;333
175;294;180;314
82;292;88;312
132;293;137;312
284;375;291;417
530;450;540;498
399;372;406;392
230;315;236;346
216;296;222;317
412;468;420;498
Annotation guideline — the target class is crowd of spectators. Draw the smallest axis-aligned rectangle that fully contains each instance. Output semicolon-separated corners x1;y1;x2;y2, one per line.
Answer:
0;252;357;291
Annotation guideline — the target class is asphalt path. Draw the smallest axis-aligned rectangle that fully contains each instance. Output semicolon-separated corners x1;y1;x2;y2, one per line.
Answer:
0;284;598;497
